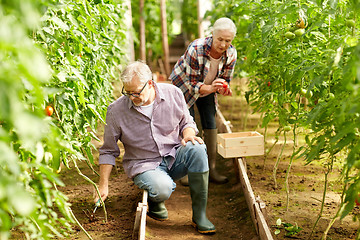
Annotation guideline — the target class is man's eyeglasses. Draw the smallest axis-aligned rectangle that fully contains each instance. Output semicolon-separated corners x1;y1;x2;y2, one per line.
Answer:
121;80;149;98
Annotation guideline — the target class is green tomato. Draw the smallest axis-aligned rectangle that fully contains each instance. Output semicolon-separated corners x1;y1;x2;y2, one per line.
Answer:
286;24;297;32
327;93;335;100
346;19;355;28
306;90;313;98
285;32;296;40
284;126;291;132
300;88;307;96
294;28;305;37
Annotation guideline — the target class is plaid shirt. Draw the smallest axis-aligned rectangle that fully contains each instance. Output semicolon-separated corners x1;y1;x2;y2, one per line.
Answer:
169;36;237;108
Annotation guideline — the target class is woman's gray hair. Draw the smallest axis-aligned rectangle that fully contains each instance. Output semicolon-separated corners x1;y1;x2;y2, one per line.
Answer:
212;17;237;37
121;61;152;84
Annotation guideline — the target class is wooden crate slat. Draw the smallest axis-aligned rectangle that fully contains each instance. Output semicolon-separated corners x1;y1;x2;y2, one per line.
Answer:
218;144;264;158
217;131;264;158
218;131;263;148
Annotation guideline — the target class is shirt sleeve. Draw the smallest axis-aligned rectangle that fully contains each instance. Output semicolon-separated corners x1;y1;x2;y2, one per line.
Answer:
183;44;205;94
98;106;121;166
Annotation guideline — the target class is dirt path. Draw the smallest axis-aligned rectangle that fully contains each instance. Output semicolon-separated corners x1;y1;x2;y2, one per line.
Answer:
58;78;359;240
60;154;258;240
145;161;258;240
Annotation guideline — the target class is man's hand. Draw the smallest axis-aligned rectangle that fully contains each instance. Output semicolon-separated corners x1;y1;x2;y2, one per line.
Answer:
181;127;204;146
181;135;204;146
94;164;113;204
94;183;109;204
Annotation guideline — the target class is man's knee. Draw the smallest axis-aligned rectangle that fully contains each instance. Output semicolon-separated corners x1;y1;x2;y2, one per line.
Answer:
185;141;207;155
185;142;209;172
149;178;173;202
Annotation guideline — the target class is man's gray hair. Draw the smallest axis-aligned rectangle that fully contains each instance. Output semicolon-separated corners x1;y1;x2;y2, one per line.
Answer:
212;17;237;36
121;61;152;84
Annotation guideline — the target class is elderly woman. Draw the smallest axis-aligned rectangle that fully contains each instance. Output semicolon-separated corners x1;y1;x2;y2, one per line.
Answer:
170;17;237;184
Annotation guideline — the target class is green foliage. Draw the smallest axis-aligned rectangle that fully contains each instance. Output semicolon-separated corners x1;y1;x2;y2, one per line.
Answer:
181;0;198;41
0;0;128;238
131;0;176;61
208;0;360;229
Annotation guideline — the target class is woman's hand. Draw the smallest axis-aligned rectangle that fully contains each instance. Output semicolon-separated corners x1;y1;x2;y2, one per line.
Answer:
215;79;232;96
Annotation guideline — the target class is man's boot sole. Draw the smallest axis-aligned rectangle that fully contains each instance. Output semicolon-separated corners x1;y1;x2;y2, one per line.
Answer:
147;212;168;221
191;221;216;235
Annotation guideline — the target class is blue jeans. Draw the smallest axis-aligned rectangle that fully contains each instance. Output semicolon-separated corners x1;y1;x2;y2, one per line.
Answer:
189;93;216;129
133;141;208;202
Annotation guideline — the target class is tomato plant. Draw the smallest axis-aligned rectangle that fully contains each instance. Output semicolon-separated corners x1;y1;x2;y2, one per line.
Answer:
207;0;360;237
1;0;129;238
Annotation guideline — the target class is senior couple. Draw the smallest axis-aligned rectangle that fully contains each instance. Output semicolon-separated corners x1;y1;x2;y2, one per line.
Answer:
94;17;237;234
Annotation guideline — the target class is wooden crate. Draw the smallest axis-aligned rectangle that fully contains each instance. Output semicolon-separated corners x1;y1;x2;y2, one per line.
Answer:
217;131;264;158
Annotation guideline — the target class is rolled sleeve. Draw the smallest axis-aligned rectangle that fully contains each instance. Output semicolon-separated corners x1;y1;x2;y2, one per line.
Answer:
99;106;121;166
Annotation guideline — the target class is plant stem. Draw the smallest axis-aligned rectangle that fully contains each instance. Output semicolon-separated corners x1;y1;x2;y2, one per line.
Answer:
71;158;108;222
68;207;93;240
285;77;302;210
81;147;100;177
273;130;286;189
264;135;278;171
309;155;334;239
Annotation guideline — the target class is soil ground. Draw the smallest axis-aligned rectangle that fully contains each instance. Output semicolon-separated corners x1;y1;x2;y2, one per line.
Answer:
58;78;359;240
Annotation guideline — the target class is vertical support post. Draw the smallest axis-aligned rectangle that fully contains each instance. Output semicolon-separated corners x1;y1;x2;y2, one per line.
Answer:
160;0;170;76
139;0;146;61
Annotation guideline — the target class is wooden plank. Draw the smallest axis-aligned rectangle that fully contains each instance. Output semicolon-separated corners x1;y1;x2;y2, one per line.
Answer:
133;190;148;240
237;158;274;240
218;144;264;158
218;131;263;148
216;106;233;133
132;205;142;239
138;190;148;240
237;158;258;234
139;205;147;240
254;203;274;240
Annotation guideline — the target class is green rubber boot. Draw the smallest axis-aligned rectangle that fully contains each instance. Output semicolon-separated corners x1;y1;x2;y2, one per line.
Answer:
204;129;228;184
148;200;168;221
188;171;216;234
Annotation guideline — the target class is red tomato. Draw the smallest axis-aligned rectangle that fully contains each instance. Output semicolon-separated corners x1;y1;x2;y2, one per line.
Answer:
222;82;228;89
267;81;271;87
45;106;54;116
244;56;247;60
356;194;360;206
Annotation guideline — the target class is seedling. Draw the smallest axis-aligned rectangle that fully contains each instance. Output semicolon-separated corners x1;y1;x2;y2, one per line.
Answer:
274;218;302;236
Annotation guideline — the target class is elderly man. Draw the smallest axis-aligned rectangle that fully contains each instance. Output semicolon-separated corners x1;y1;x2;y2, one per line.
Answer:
170;17;237;185
94;61;216;234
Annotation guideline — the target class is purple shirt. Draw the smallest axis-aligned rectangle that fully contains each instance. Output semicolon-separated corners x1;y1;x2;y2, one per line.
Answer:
99;82;198;179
